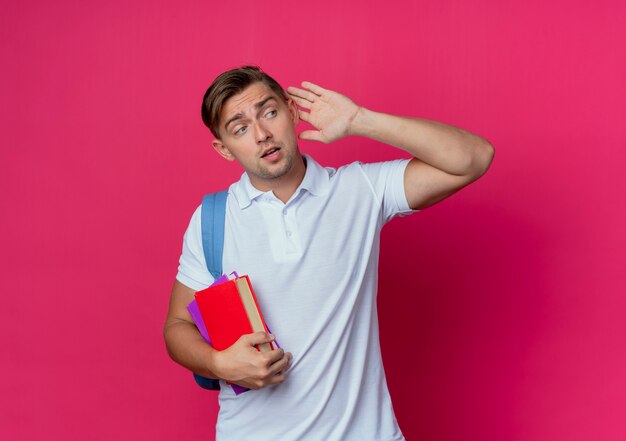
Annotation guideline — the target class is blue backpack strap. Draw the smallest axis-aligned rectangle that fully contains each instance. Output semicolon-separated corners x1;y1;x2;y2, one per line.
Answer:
201;191;228;280
193;190;228;391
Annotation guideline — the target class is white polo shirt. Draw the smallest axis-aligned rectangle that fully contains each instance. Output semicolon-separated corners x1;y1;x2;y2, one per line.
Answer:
177;154;415;441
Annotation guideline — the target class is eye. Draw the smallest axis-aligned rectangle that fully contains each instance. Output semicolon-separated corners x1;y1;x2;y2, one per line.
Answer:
265;109;277;118
234;126;247;135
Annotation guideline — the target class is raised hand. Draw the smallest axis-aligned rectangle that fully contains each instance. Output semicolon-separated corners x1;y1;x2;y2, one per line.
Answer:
287;82;361;144
212;332;293;390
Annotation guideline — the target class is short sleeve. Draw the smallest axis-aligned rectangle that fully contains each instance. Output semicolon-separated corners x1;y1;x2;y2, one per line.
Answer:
176;205;216;291
358;159;418;224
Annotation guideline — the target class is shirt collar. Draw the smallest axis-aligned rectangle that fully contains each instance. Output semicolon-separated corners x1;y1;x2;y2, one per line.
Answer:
298;154;330;197
232;154;330;209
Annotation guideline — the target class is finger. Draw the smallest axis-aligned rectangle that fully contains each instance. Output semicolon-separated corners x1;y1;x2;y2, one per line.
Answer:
299;130;325;143
298;109;311;123
262;347;286;365
289;94;313;110
301;81;326;96
243;331;275;346
266;353;291;376
287;86;317;103
266;356;292;385
277;352;292;371
266;371;286;385
282;352;293;372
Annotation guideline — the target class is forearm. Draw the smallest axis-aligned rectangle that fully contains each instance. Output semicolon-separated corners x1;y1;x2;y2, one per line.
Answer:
163;319;220;379
349;108;493;178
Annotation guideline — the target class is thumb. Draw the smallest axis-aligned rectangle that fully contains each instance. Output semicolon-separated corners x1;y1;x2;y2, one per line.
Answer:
243;331;274;346
299;130;326;143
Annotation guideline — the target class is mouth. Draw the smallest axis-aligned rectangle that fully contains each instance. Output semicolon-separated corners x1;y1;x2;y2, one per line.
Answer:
261;146;281;158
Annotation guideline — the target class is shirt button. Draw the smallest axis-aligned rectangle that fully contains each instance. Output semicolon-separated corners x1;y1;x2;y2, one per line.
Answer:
286;230;292;237
283;209;287;215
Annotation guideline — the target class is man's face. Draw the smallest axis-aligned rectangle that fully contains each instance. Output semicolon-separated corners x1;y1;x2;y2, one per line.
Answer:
212;82;301;190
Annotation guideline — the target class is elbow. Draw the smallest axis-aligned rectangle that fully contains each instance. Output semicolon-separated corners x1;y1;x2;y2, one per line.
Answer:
469;137;495;179
163;323;174;359
481;138;495;175
163;320;179;362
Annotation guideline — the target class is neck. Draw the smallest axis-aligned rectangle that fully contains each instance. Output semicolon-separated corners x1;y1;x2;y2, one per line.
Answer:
249;154;307;204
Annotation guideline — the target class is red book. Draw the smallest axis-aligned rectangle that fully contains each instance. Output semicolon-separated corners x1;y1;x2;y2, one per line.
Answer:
194;275;274;352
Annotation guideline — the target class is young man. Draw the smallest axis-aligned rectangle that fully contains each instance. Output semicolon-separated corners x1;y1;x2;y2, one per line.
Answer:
164;66;494;440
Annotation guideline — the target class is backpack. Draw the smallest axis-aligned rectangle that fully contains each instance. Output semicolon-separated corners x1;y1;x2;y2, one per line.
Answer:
193;190;228;390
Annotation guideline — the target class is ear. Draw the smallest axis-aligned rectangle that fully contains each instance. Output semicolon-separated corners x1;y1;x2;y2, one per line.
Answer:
286;95;300;125
212;139;235;161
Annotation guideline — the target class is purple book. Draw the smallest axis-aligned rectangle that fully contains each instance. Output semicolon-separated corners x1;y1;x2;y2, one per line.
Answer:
187;273;233;344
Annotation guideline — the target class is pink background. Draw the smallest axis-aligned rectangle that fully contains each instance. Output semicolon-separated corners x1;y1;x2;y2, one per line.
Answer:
2;1;625;440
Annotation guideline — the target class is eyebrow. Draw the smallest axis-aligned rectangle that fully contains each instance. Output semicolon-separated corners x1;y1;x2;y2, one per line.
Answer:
223;96;277;131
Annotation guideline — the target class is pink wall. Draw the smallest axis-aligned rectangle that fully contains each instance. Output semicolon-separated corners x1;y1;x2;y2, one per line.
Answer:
2;1;625;439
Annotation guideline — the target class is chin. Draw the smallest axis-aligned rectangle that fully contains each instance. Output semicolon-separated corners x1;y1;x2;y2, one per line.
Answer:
260;164;292;180
260;155;294;179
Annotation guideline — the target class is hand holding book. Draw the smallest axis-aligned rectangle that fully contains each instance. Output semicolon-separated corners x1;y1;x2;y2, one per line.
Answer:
211;332;292;390
187;273;290;393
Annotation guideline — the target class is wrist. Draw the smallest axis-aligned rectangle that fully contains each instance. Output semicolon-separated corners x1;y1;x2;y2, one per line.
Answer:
348;106;374;138
207;348;225;379
188;342;221;380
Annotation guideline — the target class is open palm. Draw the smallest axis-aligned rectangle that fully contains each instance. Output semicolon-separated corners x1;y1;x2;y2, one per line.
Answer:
287;82;361;144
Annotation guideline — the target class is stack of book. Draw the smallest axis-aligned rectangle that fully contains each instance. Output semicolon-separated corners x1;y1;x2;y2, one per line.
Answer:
187;272;277;395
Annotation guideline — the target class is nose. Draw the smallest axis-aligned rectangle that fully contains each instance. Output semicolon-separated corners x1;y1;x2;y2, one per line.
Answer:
253;120;272;143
